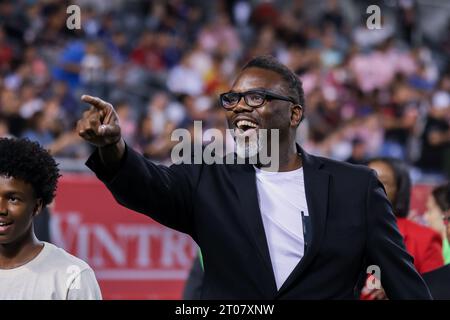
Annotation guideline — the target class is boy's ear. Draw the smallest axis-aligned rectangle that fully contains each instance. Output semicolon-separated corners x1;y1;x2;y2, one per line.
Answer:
33;199;44;217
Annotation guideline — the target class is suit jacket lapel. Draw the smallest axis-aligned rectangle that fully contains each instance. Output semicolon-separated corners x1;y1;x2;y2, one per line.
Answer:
230;163;278;296
276;147;330;297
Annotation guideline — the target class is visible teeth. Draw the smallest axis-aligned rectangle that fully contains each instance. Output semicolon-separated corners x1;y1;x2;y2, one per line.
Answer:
237;120;257;129
0;222;10;226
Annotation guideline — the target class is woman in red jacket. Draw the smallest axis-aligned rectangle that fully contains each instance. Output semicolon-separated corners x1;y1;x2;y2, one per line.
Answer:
362;157;444;299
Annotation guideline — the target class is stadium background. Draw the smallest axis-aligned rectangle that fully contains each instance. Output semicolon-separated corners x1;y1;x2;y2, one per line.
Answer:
0;0;449;299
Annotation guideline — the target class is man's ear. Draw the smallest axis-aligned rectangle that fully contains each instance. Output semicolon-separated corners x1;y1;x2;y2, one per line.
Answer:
33;199;44;217
290;104;303;127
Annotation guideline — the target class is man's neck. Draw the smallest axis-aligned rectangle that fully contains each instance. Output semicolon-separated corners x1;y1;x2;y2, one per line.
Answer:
258;141;302;172
278;144;302;172
0;228;43;269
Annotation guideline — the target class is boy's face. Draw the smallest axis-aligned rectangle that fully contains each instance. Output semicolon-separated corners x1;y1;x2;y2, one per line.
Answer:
0;175;42;245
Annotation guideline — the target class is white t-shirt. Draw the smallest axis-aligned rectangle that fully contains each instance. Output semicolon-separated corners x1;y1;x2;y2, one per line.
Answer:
254;166;309;290
0;242;102;300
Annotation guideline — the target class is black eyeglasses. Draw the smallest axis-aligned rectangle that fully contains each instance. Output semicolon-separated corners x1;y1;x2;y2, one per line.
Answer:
219;89;297;110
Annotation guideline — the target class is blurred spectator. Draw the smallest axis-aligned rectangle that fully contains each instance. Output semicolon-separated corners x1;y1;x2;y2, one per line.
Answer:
361;157;445;299
0;26;14;74
397;0;418;46
52;40;85;90
368;158;444;274
424;183;450;265
416;91;450;175
321;0;344;32
115;100;136;146
131;31;165;72
1;88;26;137
80;40;105;87
0;114;12;138
51;80;78;120
197;13;241;56
18;82;44;119
167;52;203;95
22;110;54;146
23;46;50;86
345;136;367;165
145;91;172;136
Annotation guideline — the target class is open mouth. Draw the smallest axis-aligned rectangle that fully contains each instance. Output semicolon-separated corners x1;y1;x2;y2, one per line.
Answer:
0;221;13;227
235;120;259;132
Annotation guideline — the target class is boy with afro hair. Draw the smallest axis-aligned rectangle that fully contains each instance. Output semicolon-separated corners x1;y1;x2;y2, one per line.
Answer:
0;137;101;299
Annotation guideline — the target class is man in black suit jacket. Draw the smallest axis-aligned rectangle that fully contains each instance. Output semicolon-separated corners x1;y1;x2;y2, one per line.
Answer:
77;55;431;299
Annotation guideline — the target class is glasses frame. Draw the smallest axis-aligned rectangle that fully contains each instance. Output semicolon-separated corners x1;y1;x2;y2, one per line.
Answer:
219;89;297;110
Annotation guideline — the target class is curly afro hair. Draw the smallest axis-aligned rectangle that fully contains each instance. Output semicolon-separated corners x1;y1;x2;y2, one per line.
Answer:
0;137;60;206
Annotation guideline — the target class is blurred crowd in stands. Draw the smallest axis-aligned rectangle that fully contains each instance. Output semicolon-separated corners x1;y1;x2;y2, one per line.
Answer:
0;0;449;181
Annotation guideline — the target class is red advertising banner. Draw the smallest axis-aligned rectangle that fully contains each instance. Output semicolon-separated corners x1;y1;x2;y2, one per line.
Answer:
51;174;197;300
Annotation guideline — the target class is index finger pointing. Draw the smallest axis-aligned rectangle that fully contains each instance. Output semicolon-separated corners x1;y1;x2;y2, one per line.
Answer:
81;95;110;111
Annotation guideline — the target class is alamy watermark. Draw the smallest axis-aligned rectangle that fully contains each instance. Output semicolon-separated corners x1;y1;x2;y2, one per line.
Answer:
170;121;280;171
366;5;382;30
66;265;81;290
366;264;381;290
66;5;81;30
65;4;382;33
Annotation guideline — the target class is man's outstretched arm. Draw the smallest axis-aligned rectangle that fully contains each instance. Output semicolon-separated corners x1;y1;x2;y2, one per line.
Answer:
78;95;198;237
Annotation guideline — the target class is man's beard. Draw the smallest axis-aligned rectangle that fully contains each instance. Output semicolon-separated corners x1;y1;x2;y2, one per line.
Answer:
231;128;280;170
234;128;264;159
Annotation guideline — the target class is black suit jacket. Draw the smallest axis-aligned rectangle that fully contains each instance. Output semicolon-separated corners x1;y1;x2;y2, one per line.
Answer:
86;144;432;299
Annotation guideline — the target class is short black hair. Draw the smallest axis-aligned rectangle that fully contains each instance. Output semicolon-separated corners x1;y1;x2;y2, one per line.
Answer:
432;183;450;212
242;55;305;120
367;157;411;218
0;138;60;206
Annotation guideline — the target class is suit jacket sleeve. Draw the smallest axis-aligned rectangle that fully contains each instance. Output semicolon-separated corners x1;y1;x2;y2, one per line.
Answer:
86;144;200;237
365;171;432;299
